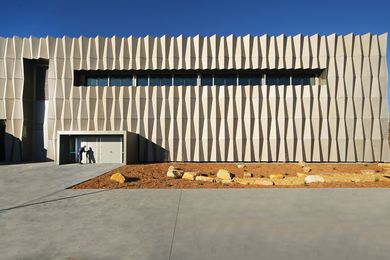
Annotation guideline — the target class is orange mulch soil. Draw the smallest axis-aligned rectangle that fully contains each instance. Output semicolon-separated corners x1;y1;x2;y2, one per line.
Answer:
72;162;390;189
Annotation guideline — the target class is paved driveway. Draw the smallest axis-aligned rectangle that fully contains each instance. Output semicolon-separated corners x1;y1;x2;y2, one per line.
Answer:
1;163;390;260
0;162;120;210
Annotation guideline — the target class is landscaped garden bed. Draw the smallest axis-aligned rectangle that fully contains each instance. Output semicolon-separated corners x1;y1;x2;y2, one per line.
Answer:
72;162;390;189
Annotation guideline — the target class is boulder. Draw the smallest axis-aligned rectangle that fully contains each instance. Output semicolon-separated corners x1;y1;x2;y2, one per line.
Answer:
269;174;284;180
304;175;325;184
217;169;234;180
298;161;306;167
195;176;215;182
351;178;361;183
237;164;246;169
167;166;184;178
182;172;199;180
273;177;305;186
215;178;233;184
361;169;376;175
302;167;312;173
110;172;126;184
243;172;253;178
257;178;274;186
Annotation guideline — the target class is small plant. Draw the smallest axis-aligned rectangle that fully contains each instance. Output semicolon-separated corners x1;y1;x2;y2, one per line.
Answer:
375;177;380;182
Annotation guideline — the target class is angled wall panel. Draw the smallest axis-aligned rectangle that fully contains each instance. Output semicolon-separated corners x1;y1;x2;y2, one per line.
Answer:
0;34;388;162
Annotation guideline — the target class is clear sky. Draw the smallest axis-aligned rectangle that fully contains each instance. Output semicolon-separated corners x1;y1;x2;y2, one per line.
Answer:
0;0;388;37
1;0;389;104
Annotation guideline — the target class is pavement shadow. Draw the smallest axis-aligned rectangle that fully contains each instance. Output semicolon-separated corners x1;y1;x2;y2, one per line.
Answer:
125;177;141;182
0;190;108;213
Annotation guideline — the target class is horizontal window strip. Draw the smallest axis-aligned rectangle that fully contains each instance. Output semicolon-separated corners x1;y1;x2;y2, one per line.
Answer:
74;69;322;87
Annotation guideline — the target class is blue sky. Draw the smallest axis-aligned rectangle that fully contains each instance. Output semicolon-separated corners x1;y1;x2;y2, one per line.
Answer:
1;0;389;103
0;0;388;37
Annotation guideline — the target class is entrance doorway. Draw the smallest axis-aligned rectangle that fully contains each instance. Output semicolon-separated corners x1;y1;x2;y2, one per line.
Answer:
59;134;124;164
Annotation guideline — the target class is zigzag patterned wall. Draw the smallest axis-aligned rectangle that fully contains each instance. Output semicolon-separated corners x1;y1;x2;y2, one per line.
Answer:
0;34;388;162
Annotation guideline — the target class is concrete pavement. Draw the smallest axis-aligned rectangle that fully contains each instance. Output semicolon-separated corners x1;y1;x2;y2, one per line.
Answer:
1;163;390;259
0;162;120;210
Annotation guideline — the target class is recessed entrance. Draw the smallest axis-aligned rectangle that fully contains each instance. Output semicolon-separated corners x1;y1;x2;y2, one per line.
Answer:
77;135;123;164
58;132;126;164
22;58;49;162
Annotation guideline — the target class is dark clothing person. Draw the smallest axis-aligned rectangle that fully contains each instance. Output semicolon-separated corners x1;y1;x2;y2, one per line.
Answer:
78;146;86;164
86;147;96;163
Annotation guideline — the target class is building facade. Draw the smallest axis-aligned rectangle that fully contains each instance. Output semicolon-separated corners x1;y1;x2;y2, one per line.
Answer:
0;33;388;163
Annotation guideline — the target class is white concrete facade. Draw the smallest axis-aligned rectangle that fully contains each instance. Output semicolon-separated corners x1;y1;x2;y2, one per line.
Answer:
0;34;388;162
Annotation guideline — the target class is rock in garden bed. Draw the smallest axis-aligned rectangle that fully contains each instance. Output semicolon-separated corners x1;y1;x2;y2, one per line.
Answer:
73;162;390;189
217;169;234;180
195;176;215;182
110;172;126;183
182;172;200;180
167;166;184;178
304;175;325;184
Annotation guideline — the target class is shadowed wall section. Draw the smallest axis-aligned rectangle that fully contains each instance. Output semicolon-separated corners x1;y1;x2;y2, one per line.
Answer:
0;34;388;162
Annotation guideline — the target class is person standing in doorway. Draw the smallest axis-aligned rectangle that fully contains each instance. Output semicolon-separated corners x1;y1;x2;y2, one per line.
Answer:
78;145;86;164
86;147;96;163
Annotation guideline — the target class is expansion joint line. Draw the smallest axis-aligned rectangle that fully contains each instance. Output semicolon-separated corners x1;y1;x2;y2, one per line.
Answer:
169;189;183;260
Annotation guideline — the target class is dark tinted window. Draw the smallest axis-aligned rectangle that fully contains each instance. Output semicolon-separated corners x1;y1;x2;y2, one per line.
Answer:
266;75;290;85
292;76;305;85
137;75;148;86
161;76;172;86
77;70;319;87
266;75;277;85
239;75;261;85
201;74;213;85
174;75;197;86
149;76;159;86
225;75;237;85
174;76;184;86
150;75;172;86
110;78;121;86
87;78;98;86
278;76;290;85
214;74;236;86
121;77;133;86
110;77;133;86
97;77;108;86
292;75;313;85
